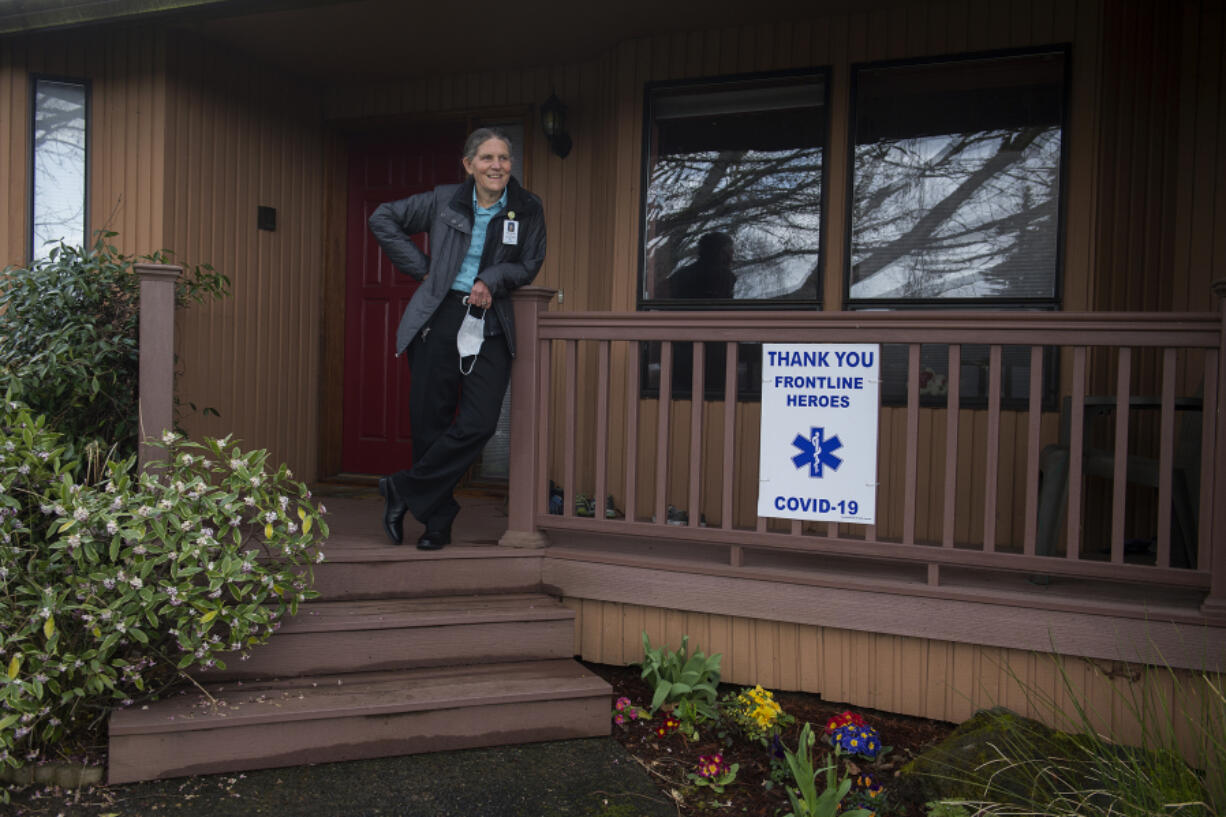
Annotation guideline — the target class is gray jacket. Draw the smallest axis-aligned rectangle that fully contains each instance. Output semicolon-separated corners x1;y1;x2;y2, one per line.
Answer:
368;176;546;357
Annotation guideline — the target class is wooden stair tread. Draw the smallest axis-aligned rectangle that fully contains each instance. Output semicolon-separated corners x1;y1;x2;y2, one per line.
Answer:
314;543;538;564
274;594;573;634
112;660;609;735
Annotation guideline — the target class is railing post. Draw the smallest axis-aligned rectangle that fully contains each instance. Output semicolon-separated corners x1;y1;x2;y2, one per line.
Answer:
1203;279;1226;623
499;286;556;549
135;263;182;472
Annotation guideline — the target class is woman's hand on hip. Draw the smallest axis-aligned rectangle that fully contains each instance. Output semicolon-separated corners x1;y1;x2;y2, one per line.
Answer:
470;280;493;309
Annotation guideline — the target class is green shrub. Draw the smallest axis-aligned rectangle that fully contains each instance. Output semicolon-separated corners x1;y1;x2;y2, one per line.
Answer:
0;233;228;463
910;659;1224;817
0;396;327;774
639;632;722;715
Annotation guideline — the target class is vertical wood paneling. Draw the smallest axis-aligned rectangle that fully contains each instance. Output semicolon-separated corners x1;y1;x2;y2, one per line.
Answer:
3;0;1221;494
163;31;324;480
568;596;1216;764
1;28;168;265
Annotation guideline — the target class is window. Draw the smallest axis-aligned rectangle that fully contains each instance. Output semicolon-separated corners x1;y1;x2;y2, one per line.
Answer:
639;72;827;400
640;71;828;307
847;49;1067;307
30;77;88;261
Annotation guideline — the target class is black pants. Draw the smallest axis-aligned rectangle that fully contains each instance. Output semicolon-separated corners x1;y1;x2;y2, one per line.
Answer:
390;293;511;530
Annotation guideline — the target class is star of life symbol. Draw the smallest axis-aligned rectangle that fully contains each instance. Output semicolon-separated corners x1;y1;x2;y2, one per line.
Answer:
791;427;843;478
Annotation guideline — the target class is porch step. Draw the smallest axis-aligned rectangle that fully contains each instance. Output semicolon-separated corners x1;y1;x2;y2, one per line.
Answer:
203;594;576;680
310;544;544;600
107;659;612;784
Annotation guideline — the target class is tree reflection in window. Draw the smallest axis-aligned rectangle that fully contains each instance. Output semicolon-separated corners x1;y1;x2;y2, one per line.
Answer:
32;78;88;261
641;74;827;306
849;50;1066;304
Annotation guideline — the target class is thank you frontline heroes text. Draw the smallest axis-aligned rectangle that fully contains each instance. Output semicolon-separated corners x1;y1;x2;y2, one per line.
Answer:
768;348;874;408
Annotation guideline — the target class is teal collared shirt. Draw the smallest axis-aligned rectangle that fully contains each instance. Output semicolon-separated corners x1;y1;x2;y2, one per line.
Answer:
453;186;508;294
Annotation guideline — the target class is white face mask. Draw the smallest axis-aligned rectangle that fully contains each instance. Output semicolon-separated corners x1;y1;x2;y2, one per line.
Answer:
456;302;485;375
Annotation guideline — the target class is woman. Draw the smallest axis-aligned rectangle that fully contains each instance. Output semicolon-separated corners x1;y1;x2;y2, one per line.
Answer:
368;127;546;548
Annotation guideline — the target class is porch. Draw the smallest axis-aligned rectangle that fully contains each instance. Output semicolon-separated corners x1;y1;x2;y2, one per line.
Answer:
490;284;1226;678
121;271;1226;780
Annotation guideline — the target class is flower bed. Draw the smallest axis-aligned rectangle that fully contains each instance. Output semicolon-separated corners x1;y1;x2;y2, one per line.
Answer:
590;661;955;817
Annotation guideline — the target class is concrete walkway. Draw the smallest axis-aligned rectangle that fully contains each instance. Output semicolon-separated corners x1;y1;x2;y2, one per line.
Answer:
8;739;676;817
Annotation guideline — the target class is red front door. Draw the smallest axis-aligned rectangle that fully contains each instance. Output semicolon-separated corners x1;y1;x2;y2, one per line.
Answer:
341;123;467;475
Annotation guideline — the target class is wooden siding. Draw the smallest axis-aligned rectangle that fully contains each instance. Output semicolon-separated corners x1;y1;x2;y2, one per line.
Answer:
0;25;168;266
0;26;325;479
563;596;1216;757
161;32;325;479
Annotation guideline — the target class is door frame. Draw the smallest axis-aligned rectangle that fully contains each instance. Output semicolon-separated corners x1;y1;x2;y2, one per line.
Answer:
317;106;535;480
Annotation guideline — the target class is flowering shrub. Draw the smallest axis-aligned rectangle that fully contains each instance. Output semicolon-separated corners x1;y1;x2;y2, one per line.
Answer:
611;695;648;729
0;398;327;774
827;721;883;761
723;684;795;744
654;713;681;738
688;752;739;795
824;710;867;735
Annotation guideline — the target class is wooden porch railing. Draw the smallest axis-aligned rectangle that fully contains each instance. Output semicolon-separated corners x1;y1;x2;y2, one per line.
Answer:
503;285;1226;623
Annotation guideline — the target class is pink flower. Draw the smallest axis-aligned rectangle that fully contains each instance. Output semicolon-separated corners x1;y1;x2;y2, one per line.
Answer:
615;696;631;712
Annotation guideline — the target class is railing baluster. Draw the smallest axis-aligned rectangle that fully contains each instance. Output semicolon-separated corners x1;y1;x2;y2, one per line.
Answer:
943;345;961;549
655;341;673;525
538;338;552;517
983;345;1002;553
1023;345;1042;556
1205;280;1226;621
689;342;704;528
595;340;610;527
1199;347;1218;575
722;341;736;532
904;343;920;546
624;341;640;524
563;340;578;518
1157;347;1177;568
1066;347;1087;560
1110;348;1131;564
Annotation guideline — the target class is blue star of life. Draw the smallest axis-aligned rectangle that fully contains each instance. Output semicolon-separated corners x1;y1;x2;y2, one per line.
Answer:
791;427;843;478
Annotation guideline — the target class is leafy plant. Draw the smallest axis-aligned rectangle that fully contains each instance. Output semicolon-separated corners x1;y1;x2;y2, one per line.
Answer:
0;233;229;464
782;722;873;817
638;631;722;715
0;397;326;777
925;801;972;817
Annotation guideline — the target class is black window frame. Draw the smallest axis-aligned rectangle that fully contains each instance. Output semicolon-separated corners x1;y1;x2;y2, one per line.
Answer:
843;45;1072;312
638;67;832;313
637;68;830;401
28;74;91;262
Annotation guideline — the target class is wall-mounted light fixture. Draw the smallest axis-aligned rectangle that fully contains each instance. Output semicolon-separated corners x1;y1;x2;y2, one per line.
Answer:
540;92;572;159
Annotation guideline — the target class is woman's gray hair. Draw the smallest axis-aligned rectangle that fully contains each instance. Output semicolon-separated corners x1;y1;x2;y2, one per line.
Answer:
463;127;513;161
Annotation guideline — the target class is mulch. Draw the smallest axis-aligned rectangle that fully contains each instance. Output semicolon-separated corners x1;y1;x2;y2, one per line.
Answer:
585;661;957;817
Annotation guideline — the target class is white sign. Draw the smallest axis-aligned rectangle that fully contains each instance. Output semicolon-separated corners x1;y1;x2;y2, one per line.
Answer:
757;344;879;523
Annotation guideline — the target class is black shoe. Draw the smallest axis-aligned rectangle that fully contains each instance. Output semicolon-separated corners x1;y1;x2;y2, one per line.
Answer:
378;476;407;545
416;526;451;550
